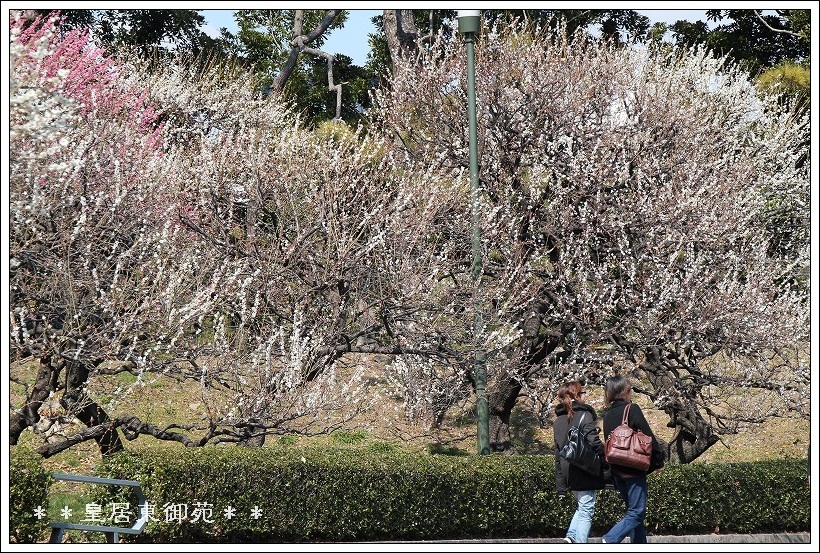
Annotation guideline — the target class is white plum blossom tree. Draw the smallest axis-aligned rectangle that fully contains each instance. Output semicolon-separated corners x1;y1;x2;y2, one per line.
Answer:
9;12;809;464
8;10;461;455
369;21;810;461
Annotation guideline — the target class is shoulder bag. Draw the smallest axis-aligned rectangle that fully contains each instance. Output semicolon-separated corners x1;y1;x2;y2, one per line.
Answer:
558;411;602;476
604;403;653;471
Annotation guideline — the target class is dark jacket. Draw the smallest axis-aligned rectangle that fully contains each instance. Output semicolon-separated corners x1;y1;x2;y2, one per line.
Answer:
554;402;606;493
602;399;665;478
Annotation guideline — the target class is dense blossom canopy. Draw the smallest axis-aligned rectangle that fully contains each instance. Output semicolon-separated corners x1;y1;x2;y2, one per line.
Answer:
8;12;809;460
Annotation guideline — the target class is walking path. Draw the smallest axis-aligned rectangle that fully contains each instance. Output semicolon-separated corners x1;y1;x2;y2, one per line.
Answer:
369;532;810;544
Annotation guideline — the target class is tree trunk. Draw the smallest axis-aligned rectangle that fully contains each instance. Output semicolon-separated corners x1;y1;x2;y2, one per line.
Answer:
641;347;720;463
382;9;420;75
663;401;721;464
237;420;266;447
485;311;563;452
61;360;124;456
9;355;60;445
487;376;522;452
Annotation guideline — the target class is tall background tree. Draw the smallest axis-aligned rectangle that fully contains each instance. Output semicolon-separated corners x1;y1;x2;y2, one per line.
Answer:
668;9;809;76
371;9;650;80
222;9;373;125
32;8;373;126
31;8;209;54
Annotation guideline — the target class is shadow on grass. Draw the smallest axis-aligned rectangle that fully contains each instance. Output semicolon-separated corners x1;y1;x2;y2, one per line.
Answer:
510;405;551;455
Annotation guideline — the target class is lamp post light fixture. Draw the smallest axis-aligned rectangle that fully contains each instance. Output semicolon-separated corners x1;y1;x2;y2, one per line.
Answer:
457;10;490;456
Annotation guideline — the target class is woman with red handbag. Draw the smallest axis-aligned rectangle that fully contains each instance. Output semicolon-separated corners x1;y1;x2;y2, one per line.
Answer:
600;375;665;544
553;380;606;543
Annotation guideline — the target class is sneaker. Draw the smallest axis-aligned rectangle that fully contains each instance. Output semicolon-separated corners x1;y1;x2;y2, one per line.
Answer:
601;538;607;543
564;537;576;543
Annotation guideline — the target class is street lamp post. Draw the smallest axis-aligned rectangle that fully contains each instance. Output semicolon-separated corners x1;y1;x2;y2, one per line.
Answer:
458;10;490;455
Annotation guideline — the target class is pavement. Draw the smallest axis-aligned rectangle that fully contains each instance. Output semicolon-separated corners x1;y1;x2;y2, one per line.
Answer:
367;532;811;544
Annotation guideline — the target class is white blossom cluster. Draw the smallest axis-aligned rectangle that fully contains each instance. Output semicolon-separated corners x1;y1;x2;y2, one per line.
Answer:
9;11;396;444
370;21;810;434
10;13;809;453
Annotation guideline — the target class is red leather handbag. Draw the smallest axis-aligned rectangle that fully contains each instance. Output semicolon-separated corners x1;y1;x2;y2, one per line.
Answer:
605;403;652;471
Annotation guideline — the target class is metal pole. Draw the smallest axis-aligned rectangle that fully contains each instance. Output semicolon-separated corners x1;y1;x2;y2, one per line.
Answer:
459;11;490;455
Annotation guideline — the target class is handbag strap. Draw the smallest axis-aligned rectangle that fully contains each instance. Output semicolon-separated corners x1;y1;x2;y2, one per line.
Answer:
573;411;586;428
621;403;631;426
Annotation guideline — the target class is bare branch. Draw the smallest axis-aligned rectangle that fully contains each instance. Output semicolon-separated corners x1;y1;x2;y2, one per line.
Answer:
303;47;342;119
272;9;342;93
754;10;801;38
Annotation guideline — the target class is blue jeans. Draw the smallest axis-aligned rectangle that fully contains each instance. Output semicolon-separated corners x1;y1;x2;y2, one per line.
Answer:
602;474;648;543
566;490;597;543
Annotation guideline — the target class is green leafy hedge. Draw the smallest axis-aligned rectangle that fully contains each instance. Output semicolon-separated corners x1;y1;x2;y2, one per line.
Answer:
9;446;51;543
646;459;811;534
93;446;810;542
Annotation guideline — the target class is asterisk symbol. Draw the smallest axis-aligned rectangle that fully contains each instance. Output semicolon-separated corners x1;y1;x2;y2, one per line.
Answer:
33;506;47;520
223;505;236;520
250;506;262;520
60;506;73;520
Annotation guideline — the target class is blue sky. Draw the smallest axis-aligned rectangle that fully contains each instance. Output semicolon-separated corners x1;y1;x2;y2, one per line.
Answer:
201;9;720;67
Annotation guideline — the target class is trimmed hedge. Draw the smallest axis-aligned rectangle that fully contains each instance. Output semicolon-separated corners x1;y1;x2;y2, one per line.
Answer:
648;459;810;534
9;446;51;543
94;446;561;542
93;446;810;543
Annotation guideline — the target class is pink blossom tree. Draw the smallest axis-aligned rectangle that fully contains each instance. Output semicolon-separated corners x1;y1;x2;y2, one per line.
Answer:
9;10;173;454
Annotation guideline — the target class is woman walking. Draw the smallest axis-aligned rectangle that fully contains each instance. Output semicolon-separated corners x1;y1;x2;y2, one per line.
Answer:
553;380;606;543
601;375;664;544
